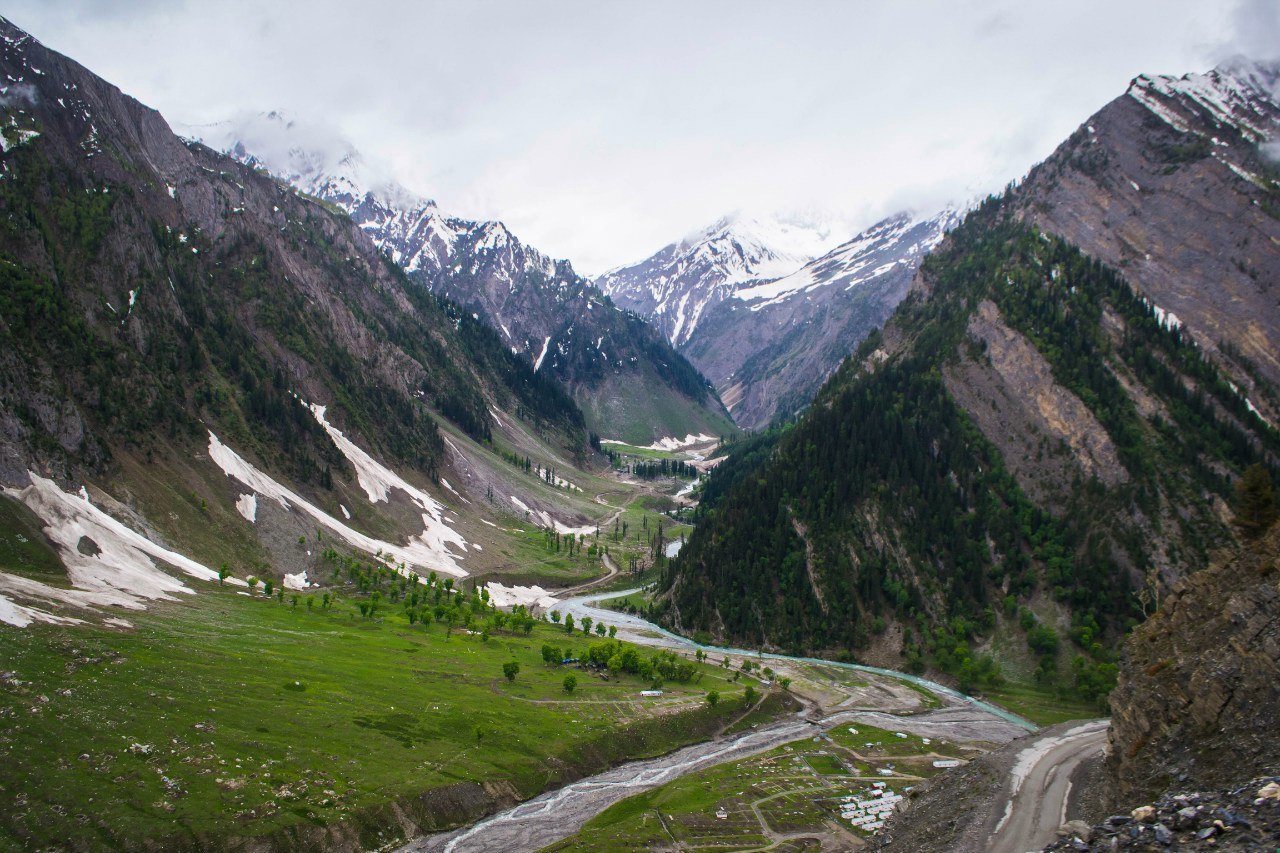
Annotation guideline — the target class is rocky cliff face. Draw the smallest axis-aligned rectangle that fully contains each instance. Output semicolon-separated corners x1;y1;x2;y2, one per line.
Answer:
1106;523;1280;805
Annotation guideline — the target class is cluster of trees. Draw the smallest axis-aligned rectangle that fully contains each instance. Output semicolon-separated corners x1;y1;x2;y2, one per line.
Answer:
628;459;697;480
540;639;699;686
540;527;598;559
547;610;617;638
323;548;538;637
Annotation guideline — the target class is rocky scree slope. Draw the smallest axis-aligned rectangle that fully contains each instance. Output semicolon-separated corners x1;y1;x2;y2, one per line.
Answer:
658;183;1279;692
1040;776;1280;851
0;18;586;583
198;112;734;446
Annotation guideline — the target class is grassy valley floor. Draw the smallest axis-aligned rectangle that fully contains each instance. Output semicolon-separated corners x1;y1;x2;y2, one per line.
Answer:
0;583;773;852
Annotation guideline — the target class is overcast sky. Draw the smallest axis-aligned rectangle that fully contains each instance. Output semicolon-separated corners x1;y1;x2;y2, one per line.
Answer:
7;1;1275;273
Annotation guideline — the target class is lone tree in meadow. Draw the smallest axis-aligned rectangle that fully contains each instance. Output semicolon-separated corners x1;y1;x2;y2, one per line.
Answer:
503;661;520;682
563;674;577;693
706;690;719;708
1234;463;1278;539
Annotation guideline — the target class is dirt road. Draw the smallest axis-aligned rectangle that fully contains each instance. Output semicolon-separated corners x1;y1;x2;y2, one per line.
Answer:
986;719;1110;853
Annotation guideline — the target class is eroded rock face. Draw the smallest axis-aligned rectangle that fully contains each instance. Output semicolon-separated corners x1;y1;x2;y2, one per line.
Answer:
1107;524;1280;804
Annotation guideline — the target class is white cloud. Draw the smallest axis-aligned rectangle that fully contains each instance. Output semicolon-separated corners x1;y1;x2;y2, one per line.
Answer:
6;1;1240;272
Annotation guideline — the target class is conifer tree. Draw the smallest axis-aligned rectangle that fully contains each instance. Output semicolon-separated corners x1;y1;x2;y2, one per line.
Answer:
1234;464;1277;539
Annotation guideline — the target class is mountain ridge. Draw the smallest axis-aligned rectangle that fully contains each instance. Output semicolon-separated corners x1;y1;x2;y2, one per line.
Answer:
603;208;957;428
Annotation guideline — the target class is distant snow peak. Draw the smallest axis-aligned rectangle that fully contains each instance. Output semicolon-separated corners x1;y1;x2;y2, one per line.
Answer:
598;211;850;346
183;109;435;223
733;209;958;309
210;111;577;349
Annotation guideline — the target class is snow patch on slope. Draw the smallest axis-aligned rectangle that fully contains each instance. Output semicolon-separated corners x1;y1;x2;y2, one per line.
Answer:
532;335;552;372
509;495;594;536
235;493;257;523
0;474;244;626
208;431;467;577
601;433;717;451
485;582;559;612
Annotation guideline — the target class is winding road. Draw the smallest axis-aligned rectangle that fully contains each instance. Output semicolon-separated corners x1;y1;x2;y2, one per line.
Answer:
986;719;1110;853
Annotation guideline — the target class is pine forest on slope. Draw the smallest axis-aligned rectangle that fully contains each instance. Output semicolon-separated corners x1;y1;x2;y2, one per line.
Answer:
660;56;1280;699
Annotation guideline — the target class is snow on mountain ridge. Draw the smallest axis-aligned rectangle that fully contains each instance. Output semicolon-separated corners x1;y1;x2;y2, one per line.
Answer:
598;212;846;346
189;111;565;324
733;209;961;309
1126;57;1280;144
183;110;433;213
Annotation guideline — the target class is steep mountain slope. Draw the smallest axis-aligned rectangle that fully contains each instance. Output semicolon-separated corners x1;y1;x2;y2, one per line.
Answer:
597;213;842;346
658;59;1280;677
0;18;628;626
660;172;1278;696
601;210;956;429
194;113;735;445
1013;58;1280;420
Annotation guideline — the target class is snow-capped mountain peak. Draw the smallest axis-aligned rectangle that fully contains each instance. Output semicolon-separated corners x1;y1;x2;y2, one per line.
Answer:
673;213;843;282
731;208;961;310
597;212;845;346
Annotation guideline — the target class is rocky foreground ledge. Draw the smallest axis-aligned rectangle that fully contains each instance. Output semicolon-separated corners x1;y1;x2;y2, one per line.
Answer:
1043;776;1280;851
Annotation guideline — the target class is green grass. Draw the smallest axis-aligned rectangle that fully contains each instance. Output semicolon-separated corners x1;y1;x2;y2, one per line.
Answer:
0;585;776;851
981;682;1105;726
487;524;610;583
597;590;650;612
0;497;67;584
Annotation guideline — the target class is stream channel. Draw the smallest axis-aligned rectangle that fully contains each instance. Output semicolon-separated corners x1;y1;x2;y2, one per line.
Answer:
399;589;1036;853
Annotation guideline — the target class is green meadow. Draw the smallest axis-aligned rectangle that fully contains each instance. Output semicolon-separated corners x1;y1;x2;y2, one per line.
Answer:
0;584;772;851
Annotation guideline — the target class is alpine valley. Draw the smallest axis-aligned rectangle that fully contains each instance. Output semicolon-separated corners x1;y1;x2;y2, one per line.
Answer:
1;10;1279;853
189;112;736;447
